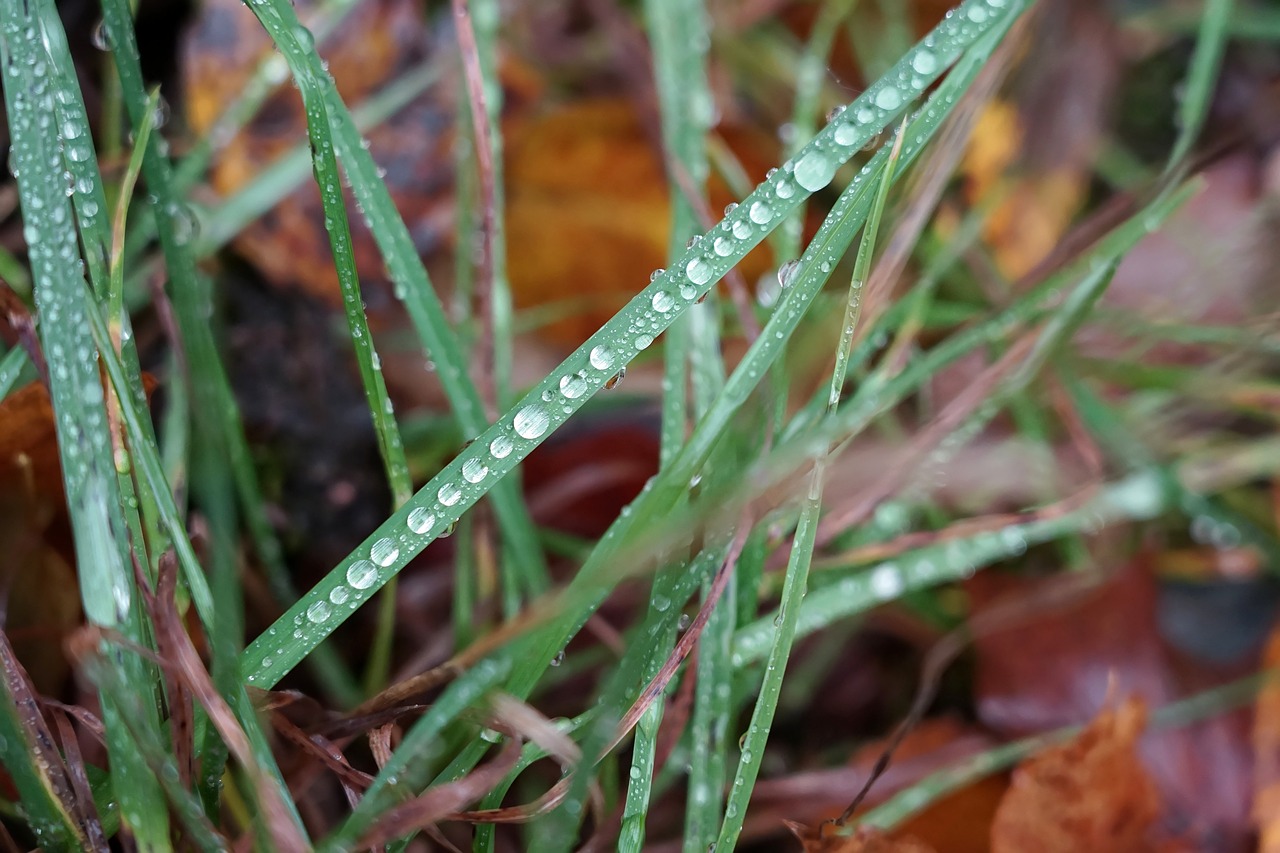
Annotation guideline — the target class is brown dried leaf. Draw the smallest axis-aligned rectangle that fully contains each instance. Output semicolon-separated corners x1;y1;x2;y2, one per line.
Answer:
991;697;1160;853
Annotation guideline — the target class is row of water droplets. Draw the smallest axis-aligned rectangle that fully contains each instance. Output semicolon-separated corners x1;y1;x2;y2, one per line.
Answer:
247;0;1021;683
730;469;1164;668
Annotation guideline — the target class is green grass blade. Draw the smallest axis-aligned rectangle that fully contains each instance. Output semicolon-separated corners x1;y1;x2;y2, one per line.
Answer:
1;6;173;845
1166;0;1233;170
238;0;551;607
714;124;900;853
620;0;713;846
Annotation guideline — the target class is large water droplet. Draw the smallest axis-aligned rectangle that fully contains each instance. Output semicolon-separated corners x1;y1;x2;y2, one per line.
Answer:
371;538;399;567
590;344;616;371
967;5;989;22
748;201;772;224
407;506;435;534
713;236;733;257
777;259;801;289
306;600;332;623
635;333;654;350
833;122;859;146
874;87;903;110
774;180;796;199
911;49;938;75
514;404;550;439
679;282;698;300
462;458;489;483
652;290;676;312
793;150;837;192
346;559;378;589
685;257;712;285
438;482;462;505
330;586;351;605
732;219;752;240
489;434;514;459
559;373;588;399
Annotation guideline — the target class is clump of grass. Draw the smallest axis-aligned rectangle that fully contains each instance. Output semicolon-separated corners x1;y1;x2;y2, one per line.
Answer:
0;0;1271;849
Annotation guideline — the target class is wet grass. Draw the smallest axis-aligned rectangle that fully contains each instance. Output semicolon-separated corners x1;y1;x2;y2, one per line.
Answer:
0;0;1274;849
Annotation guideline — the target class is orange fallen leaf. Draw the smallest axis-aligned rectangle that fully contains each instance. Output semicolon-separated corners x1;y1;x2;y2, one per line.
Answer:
990;696;1160;853
1252;622;1280;853
961;100;1087;279
506;97;776;348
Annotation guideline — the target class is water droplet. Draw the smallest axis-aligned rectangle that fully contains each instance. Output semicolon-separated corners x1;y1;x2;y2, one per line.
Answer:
550;650;565;667
713;236;733;257
439;520;457;538
777;259;801;289
912;49;938;75
489;434;514;459
438;482;463;505
679;282;698;300
723;202;738;215
407;507;435;534
635;333;654;350
514;404;550;439
371;538;399;566
833;122;859;146
967;5;989;22
151;97;170;130
329;586;351;605
590;344;616;371
462;458;489;483
90;20;112;51
870;564;903;599
774;179;795;199
685;257;712;285
749;201;772;224
652;290;676;312
346;559;378;589
559;373;588;399
678;613;691;631
650;267;665;282
732;219;752;240
874;87;903;110
306;600;332;623
605;367;626;389
794;149;837;191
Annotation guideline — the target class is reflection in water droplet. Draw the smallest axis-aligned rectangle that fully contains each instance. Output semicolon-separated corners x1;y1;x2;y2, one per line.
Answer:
489;434;514;459
679;283;698;300
407;506;435;534
635;334;654;350
777;259;801;289
749;201;772;224
788;149;839;190
685;257;712;285
590;344;616;371
432;480;463;509
652;291;676;312
514;405;550;439
330;587;351;605
462;458;489;483
732;219;752;240
912;49;938;74
559;373;588;399
874;87;903;110
371;538;399;567
347;559;378;590
713;236;733;257
306;601;332;623
605;367;627;390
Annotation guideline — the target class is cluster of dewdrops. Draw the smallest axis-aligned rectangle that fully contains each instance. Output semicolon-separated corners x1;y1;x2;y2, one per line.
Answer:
248;0;1017;680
